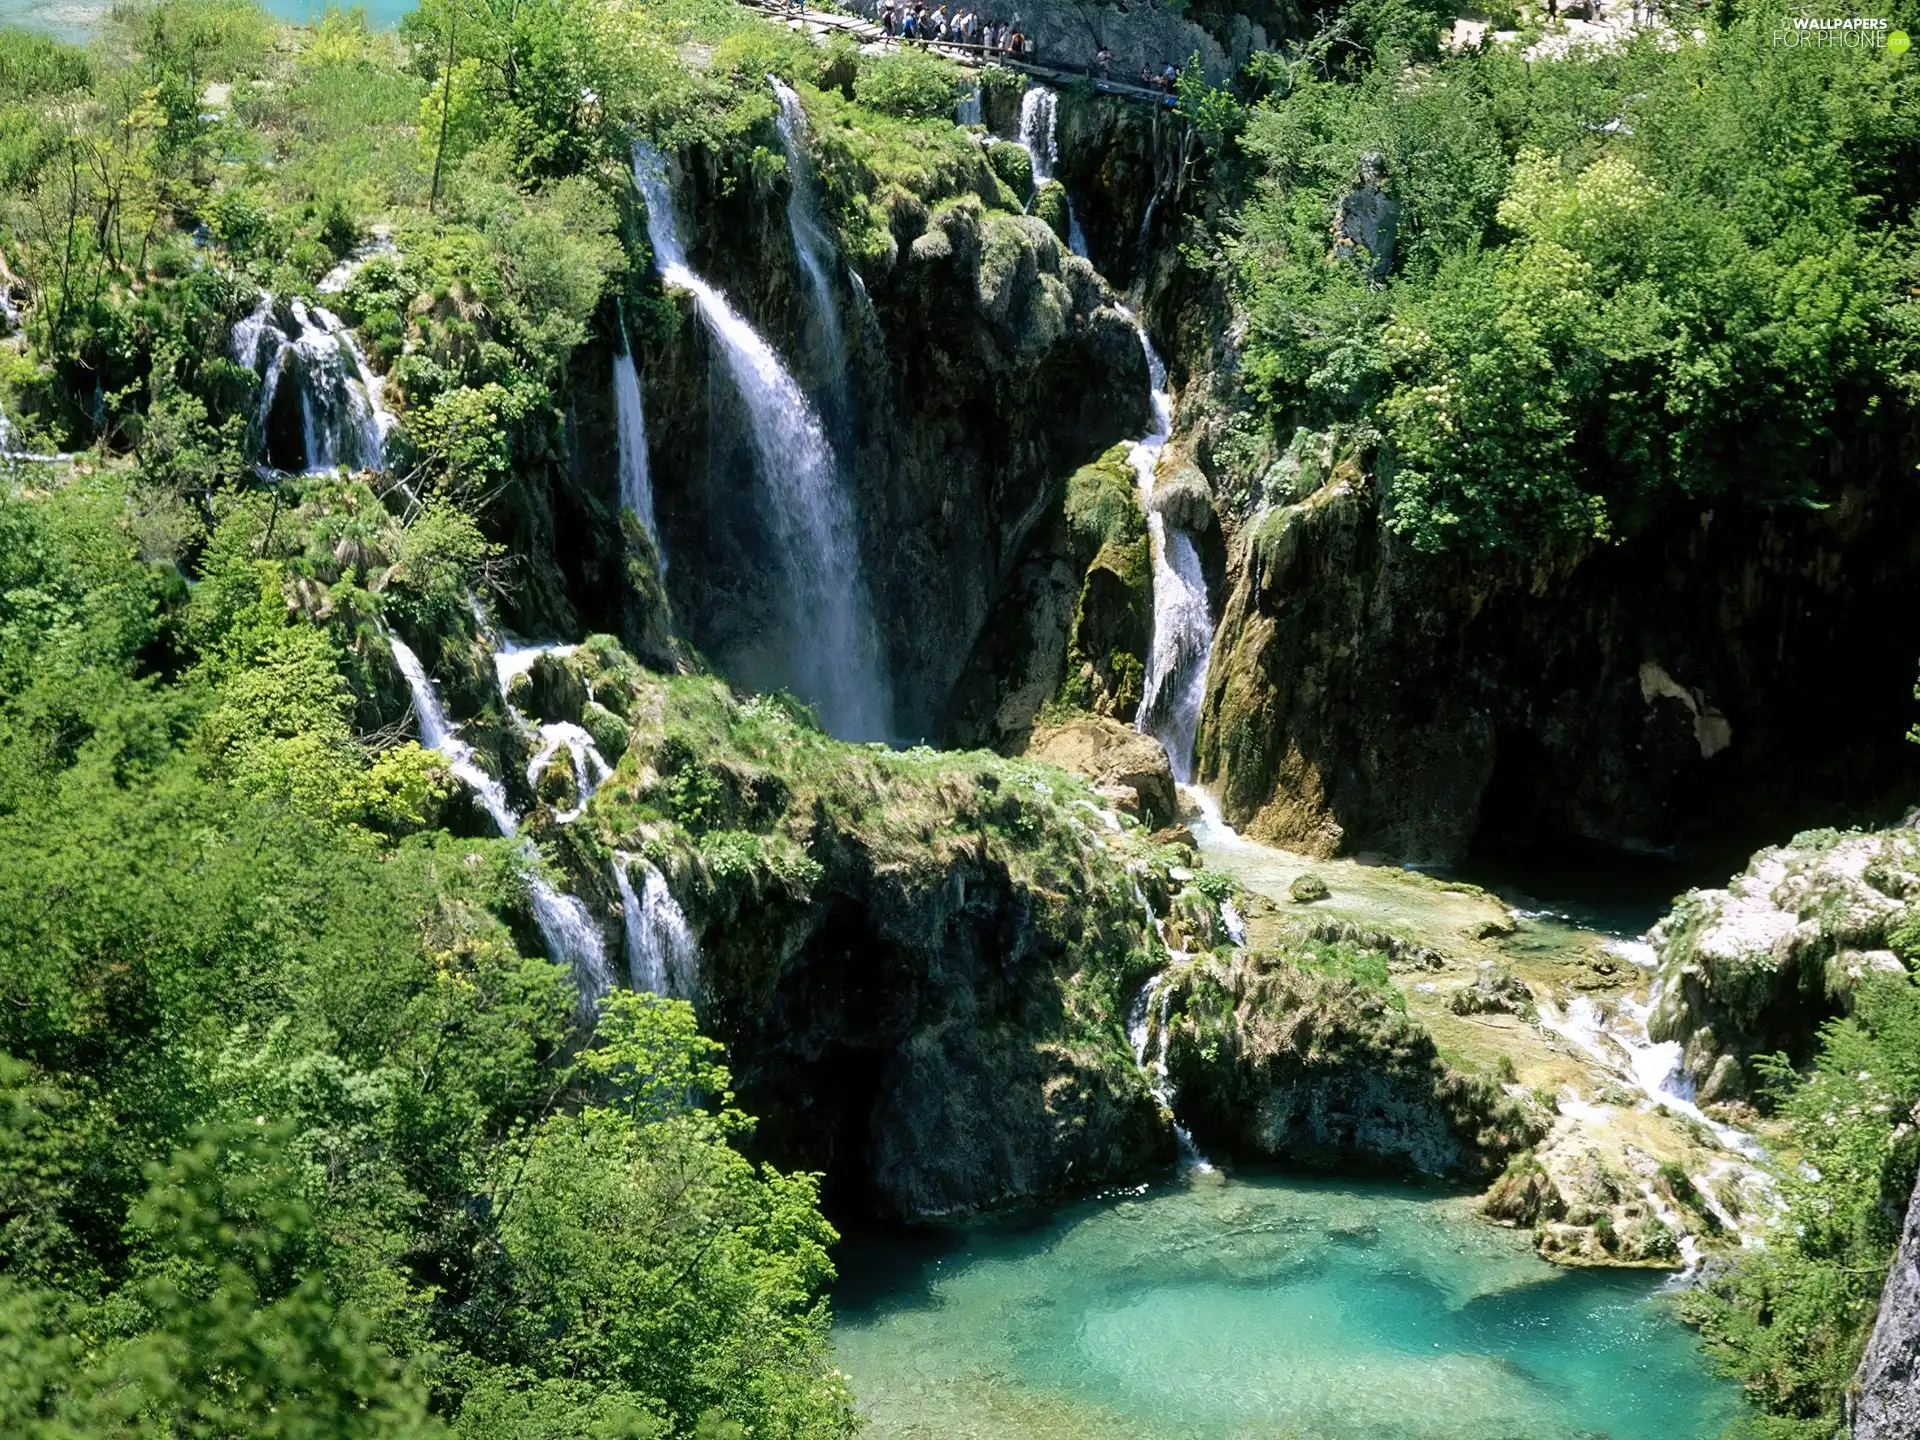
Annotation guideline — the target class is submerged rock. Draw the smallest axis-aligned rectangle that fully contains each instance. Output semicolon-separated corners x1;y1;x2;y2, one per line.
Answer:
1289;872;1330;903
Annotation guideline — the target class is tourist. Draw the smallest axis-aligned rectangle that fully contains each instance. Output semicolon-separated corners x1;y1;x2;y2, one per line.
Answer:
1094;46;1112;77
1162;60;1177;88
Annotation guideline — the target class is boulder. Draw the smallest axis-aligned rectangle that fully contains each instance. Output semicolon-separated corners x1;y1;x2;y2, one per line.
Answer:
1025;715;1177;829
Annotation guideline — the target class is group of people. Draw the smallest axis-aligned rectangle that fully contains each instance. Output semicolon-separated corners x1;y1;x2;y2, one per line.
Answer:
875;1;1034;55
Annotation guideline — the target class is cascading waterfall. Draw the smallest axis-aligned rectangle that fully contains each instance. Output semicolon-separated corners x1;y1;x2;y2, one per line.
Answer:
630;140;890;740
614;851;702;998
1126;965;1214;1173
1126;320;1212;785
1017;86;1089;259
770;80;849;394
232;297;393;473
611;325;661;552
955;81;983;126
387;632;614;1005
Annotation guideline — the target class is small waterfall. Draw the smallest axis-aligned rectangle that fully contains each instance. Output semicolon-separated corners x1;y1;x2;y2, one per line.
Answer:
1126;321;1212;784
1127;968;1213;1173
1018;86;1088;258
770;80;848;393
956;81;983;126
615;851;702;997
233;298;392;473
387;632;613;1004
631;140;890;740
611;339;660;551
529;879;615;1008
525;722;612;823
388;635;519;835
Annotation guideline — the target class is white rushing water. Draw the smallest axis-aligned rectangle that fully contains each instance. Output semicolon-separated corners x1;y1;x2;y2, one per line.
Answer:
770;80;849;393
615;851;702;998
387;632;614;1004
611;344;660;551
1018;86;1089;258
631;140;890;740
1126;320;1212;784
955;81;982;126
232;297;392;473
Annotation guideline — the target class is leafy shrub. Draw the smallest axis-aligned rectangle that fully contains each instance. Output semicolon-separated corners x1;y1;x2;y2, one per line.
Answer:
853;49;962;120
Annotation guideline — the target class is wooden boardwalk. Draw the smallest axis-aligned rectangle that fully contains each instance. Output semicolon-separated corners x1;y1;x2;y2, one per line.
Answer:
737;0;1182;107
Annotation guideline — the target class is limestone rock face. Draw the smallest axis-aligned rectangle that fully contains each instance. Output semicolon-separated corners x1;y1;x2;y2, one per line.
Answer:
1024;715;1177;829
1162;954;1542;1180
1196;430;1920;864
1850;1166;1920;1440
1647;824;1920;1096
622;168;1147;742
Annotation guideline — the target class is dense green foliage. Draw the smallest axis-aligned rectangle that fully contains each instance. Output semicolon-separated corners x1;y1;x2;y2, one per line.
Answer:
0;470;854;1436
1683;978;1920;1436
1211;1;1920;552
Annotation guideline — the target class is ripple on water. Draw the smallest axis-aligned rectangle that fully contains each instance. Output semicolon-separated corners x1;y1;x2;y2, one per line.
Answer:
831;1173;1739;1440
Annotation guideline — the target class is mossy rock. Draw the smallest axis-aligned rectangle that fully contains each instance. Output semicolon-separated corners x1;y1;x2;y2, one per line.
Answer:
526;653;587;725
535;751;578;812
1033;181;1072;250
1290;873;1331;903
582;701;629;761
987;141;1035;203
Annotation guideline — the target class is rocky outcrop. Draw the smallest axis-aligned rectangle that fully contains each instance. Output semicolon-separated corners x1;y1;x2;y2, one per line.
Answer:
1647;824;1920;1099
1197;433;1920;865
569;673;1177;1218
1160;952;1543;1179
946;444;1151;750
1850;1165;1920;1439
1023;714;1177;828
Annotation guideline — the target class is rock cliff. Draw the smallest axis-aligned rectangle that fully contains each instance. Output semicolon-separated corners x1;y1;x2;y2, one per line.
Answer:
1196;440;1920;866
1850;1163;1920;1440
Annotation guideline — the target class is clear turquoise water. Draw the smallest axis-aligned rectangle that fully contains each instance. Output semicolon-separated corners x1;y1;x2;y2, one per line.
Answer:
0;0;412;40
831;1172;1740;1440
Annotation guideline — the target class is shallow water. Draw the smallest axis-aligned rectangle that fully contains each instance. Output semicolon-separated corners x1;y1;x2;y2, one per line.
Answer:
0;0;413;38
831;1172;1739;1440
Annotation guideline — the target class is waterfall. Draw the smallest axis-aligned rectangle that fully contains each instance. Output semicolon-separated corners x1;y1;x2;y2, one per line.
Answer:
611;342;660;551
956;81;982;126
615;851;702;998
387;632;613;1004
1127;968;1214;1173
388;635;519;836
770;80;848;392
1126;320;1212;785
1018;86;1088;259
529;879;615;1008
525;722;611;824
233;297;392;473
630;140;890;740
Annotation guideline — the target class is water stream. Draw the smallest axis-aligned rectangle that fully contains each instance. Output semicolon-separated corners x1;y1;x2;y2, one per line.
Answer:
770;79;849;403
832;1172;1739;1440
614;851;702;998
1018;86;1089;258
232;297;392;473
631;140;890;740
611;340;660;551
1125;320;1211;784
386;631;614;1006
